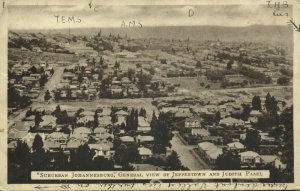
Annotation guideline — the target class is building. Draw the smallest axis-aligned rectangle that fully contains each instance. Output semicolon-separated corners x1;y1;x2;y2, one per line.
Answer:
197;142;223;167
138;147;153;160
227;141;245;153
185;116;201;128
239;151;262;168
137;117;151;132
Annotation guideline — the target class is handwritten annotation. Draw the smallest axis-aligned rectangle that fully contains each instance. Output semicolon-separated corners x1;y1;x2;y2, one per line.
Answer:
54;15;82;24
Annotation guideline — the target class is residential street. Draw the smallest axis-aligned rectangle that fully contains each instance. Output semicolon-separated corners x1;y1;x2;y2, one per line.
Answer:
170;132;210;170
8;67;65;127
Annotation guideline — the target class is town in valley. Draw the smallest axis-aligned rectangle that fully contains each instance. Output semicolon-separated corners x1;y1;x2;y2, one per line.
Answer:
7;24;293;183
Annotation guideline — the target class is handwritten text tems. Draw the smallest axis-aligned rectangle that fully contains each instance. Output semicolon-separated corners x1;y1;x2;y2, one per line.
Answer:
55;15;82;24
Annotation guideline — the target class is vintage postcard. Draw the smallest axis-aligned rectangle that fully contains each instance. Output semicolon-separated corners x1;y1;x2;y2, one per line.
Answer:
0;0;299;190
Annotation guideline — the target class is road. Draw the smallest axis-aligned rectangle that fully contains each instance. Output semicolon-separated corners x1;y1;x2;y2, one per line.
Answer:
170;132;210;170
36;67;65;101
8;67;65;127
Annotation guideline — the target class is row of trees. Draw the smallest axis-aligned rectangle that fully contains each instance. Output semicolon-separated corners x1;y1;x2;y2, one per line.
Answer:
150;112;174;154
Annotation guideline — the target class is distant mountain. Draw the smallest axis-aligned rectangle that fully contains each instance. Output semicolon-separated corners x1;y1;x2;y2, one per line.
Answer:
13;25;293;45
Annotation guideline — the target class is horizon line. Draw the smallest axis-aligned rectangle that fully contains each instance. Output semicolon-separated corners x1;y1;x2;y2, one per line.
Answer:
9;24;291;31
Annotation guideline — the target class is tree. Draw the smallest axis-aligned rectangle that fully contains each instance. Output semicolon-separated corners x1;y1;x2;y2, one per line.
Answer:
139;108;147;117
227;59;233;70
66;89;72;99
8;141;31;183
114;144;140;166
152;112;174;154
280;106;293;182
93;156;114;170
149;67;155;75
54;91;60;100
93;111;99;128
34;112;42;127
31;134;50;171
52;105;61;117
241;104;251;121
32;134;44;152
14;141;31;168
215;111;221;123
136;72;152;91
265;93;279;116
53;149;69;170
277;76;290;85
244;129;261;151
39;74;48;87
78;73;84;84
252;95;262;111
50;68;54;75
127;68;135;81
29;66;37;74
196;60;202;68
270;125;284;139
73;143;95;170
150;111;158;132
215;150;241;170
44;90;51;101
166;151;183;170
114;61;120;69
111;114;117;124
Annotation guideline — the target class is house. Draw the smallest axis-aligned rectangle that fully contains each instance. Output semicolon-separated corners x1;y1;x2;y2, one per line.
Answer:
174;110;192;120
115;110;128;117
46;132;69;145
138;147;153;160
73;127;92;135
110;85;123;96
65;138;84;152
93;127;114;141
185;116;201;128
197;142;223;166
44;139;61;152
120;136;135;144
121;77;131;87
36;115;57;133
76;115;94;126
191;128;210;137
260;155;286;170
219;117;244;127
227;141;245;152
136;135;154;145
8;130;28;142
137;117;151;132
239;151;262;167
94;127;109;134
98;116;113;127
89;142;114;159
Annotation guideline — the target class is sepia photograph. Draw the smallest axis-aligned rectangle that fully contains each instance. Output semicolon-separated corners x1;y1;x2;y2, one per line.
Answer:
2;0;299;189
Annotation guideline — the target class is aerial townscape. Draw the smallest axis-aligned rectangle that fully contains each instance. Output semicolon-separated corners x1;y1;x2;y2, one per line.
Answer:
7;26;293;183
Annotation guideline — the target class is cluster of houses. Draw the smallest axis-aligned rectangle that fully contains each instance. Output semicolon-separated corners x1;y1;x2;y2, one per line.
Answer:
197;141;286;170
8;106;158;163
55;66;100;100
8;61;53;100
54;56;178;99
156;93;290;170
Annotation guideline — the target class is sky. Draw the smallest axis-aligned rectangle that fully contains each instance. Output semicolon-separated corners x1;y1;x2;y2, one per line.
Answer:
8;4;293;30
